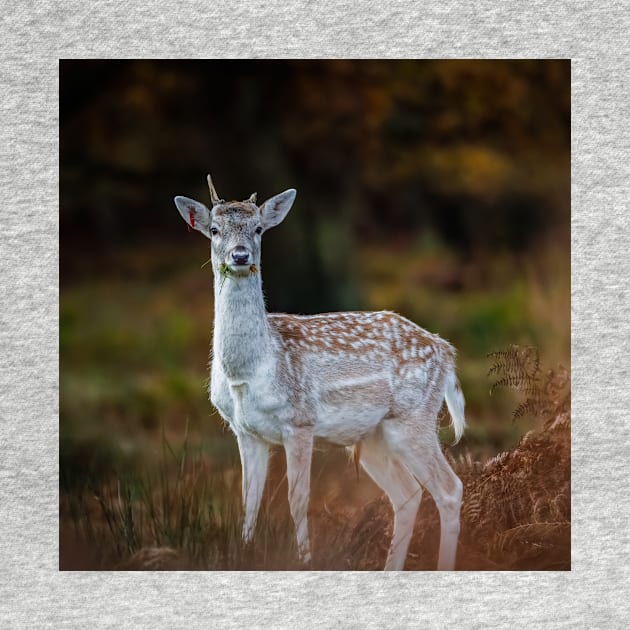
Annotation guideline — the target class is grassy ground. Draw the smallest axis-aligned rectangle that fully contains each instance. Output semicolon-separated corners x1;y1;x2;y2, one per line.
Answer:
60;239;570;570
60;409;570;571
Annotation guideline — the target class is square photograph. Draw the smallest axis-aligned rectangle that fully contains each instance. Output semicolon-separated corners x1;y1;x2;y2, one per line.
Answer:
59;59;570;570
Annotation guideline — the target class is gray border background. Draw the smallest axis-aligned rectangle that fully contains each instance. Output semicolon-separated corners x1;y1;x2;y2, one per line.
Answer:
1;1;628;627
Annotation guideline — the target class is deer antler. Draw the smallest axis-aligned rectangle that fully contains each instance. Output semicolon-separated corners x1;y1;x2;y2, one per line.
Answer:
207;174;223;206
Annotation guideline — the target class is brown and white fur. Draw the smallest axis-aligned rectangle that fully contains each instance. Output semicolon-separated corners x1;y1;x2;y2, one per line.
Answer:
174;175;466;570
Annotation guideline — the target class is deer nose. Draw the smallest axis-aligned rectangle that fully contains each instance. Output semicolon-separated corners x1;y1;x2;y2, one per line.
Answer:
231;247;250;266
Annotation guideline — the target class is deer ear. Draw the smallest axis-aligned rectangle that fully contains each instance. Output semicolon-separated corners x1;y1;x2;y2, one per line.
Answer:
260;189;296;230
174;196;212;238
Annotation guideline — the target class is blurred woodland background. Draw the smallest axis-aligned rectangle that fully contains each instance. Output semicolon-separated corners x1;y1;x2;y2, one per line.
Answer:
60;60;570;570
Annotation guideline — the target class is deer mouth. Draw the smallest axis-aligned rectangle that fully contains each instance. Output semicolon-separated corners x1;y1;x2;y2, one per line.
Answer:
220;262;259;279
231;263;258;275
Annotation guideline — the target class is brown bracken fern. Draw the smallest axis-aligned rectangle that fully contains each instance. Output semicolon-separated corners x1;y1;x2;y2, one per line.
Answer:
488;345;570;425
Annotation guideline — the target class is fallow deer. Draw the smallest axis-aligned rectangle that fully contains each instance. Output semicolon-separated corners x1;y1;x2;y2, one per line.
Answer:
174;175;465;570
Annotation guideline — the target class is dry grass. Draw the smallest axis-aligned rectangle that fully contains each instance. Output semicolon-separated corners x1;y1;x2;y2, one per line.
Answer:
61;409;570;571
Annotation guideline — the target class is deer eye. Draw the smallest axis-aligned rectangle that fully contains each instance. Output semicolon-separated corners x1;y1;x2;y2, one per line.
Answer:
255;226;263;235
210;227;219;236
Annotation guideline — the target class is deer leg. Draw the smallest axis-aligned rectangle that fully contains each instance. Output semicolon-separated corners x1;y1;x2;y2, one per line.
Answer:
284;427;314;564
386;426;463;571
428;450;463;571
237;431;270;543
360;434;423;570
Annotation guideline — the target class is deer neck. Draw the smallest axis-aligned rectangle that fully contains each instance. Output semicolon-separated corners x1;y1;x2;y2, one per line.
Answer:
212;268;274;380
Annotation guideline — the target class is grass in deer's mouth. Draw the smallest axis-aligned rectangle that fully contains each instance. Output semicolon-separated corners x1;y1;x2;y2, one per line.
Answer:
219;262;258;277
219;263;258;291
219;262;233;278
219;262;233;292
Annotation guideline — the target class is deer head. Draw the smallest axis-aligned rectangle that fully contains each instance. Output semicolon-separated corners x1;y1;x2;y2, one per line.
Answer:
174;175;296;277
